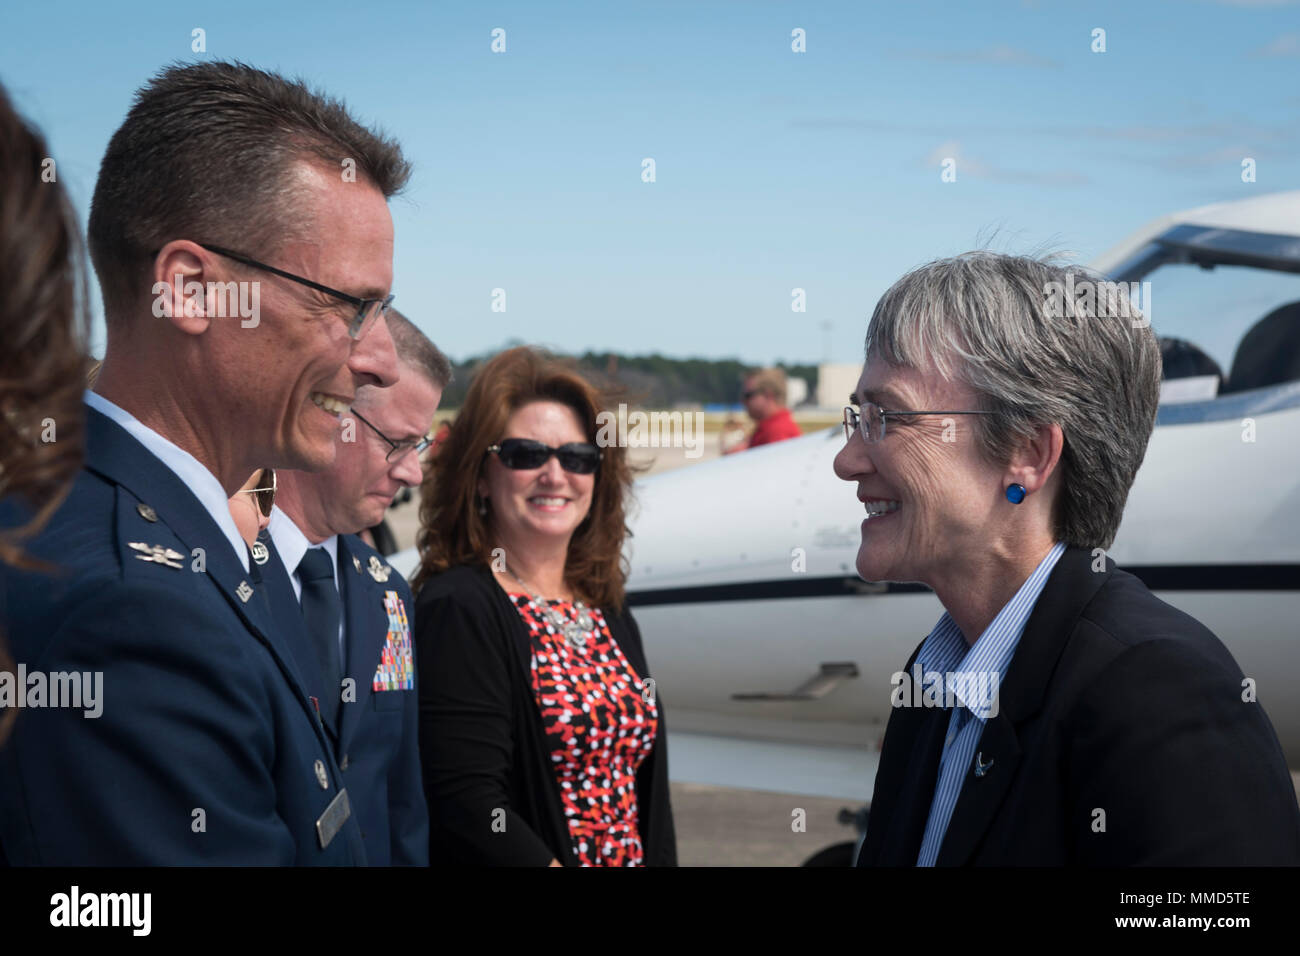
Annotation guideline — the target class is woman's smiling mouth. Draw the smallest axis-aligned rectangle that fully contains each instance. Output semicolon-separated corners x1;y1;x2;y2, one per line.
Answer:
862;498;900;518
528;495;570;512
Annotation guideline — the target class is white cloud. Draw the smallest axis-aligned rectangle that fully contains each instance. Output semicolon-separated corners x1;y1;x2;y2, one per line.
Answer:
894;45;1060;69
1252;33;1300;56
925;140;1089;186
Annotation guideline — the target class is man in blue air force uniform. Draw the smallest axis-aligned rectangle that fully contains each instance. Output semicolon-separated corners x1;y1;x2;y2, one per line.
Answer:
0;61;411;864
257;312;449;865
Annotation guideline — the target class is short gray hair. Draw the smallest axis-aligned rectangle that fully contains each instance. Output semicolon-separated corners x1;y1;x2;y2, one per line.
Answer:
387;310;453;389
864;251;1161;550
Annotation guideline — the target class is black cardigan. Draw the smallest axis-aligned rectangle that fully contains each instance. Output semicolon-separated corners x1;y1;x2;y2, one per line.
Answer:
414;563;677;866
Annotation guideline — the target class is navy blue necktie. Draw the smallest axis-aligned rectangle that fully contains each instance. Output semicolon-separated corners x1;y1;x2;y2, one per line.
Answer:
298;547;342;732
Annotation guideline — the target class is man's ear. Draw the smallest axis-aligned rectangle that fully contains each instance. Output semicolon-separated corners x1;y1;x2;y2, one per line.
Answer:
151;241;216;336
1007;422;1064;495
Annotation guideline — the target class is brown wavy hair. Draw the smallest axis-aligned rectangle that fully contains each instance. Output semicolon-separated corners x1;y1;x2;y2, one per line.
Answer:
0;84;91;744
411;347;637;610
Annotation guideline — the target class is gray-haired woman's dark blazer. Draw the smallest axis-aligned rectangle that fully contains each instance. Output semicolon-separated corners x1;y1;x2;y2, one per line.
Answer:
860;546;1300;866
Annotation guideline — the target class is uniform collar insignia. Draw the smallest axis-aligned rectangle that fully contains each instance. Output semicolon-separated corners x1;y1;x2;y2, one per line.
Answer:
367;555;391;582
128;541;184;569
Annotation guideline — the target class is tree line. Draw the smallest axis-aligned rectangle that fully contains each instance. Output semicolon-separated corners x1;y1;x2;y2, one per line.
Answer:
440;347;818;409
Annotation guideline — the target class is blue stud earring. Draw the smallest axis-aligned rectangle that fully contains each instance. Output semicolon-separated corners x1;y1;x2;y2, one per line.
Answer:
1005;483;1026;504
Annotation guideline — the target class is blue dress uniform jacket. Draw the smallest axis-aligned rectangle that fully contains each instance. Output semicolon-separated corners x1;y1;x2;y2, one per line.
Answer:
0;407;366;865
256;529;429;866
859;546;1300;866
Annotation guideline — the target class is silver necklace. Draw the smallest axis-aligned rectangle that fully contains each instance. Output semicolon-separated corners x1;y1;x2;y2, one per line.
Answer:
504;566;596;649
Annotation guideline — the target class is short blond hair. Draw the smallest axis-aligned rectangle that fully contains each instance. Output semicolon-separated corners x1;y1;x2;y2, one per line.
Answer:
746;367;787;405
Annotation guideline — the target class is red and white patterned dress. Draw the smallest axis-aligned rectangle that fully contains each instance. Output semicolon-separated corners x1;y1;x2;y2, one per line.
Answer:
508;592;659;866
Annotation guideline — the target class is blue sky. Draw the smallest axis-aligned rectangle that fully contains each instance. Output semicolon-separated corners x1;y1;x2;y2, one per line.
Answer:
3;0;1297;365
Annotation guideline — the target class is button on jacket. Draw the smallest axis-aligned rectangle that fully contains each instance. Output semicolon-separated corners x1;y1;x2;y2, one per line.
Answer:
860;546;1300;866
415;563;676;866
258;524;429;866
0;406;365;865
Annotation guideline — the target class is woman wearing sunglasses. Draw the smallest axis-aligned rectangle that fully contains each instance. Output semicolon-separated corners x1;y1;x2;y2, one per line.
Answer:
411;346;676;866
227;468;276;549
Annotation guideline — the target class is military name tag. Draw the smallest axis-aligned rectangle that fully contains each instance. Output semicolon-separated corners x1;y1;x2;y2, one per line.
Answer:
316;788;352;850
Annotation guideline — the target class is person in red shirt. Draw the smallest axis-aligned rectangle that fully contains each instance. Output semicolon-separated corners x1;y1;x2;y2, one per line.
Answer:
739;367;802;450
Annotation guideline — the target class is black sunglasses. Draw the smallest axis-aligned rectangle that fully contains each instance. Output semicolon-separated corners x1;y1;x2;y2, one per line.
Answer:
241;468;277;517
487;438;602;474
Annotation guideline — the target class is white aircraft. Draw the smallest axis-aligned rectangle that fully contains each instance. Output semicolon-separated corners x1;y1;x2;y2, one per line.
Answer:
392;191;1300;863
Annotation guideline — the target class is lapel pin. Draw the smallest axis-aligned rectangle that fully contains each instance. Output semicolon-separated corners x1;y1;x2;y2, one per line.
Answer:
367;556;391;583
352;556;362;574
128;542;184;569
235;580;254;603
974;752;995;778
251;540;270;565
136;503;159;522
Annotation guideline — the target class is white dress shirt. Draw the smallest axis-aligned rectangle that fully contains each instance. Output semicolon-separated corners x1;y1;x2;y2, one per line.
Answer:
85;390;249;573
267;506;345;661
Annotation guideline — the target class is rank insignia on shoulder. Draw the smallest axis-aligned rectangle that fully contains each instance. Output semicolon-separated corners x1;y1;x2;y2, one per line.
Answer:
367;555;391;583
128;541;184;569
251;540;270;565
236;580;254;603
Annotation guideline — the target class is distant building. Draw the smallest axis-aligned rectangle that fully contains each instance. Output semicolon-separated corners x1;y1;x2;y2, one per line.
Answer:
816;363;861;410
786;376;808;407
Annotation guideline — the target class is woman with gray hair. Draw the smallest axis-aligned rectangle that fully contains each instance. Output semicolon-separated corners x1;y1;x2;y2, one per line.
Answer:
838;251;1300;866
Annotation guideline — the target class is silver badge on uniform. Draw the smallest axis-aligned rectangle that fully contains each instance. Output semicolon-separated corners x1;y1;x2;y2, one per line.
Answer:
367;556;391;583
128;542;184;569
235;580;254;603
251;540;270;565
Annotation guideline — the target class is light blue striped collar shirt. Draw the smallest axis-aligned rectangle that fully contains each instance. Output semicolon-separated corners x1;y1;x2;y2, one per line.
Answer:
914;541;1066;866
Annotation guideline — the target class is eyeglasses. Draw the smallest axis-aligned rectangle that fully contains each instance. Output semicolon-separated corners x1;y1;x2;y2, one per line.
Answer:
199;243;394;340
843;403;995;444
350;408;433;463
486;438;602;474
240;468;277;517
741;390;759;401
